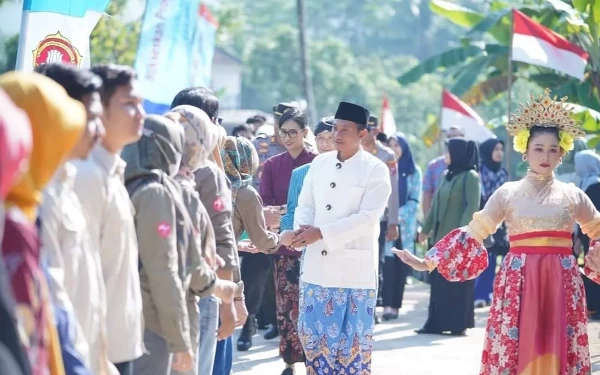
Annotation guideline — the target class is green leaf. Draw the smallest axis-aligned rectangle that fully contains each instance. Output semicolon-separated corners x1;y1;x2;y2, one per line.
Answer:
450;55;492;96
429;0;484;28
571;103;600;134
589;135;600;149
464;8;512;45
593;0;600;25
461;75;510;106
573;0;588;13
397;45;484;85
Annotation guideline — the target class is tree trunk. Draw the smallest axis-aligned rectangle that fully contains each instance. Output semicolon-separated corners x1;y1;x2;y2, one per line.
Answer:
296;0;317;126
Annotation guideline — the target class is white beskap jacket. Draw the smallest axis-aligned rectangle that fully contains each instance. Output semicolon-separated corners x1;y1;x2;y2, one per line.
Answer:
294;148;391;290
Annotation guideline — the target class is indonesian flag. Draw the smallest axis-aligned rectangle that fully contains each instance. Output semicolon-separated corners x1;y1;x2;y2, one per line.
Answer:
379;96;396;137
441;90;495;143
512;9;589;81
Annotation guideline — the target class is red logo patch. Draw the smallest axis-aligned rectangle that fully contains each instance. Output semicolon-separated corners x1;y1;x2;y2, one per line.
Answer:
157;222;172;238
213;197;224;212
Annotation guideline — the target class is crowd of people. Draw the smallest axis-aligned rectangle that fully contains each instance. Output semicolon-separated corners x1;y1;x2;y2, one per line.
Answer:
3;61;600;375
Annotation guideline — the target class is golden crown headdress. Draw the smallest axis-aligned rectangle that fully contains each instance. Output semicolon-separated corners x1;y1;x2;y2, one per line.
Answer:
506;88;585;139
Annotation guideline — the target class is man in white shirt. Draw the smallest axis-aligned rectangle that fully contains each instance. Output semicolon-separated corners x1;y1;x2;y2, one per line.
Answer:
73;64;146;375
291;102;391;374
36;63;115;374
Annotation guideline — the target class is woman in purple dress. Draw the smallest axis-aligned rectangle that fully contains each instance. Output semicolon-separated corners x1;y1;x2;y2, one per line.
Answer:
259;108;316;375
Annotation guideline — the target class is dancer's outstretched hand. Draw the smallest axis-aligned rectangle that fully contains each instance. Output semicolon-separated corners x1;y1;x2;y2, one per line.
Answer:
392;248;430;272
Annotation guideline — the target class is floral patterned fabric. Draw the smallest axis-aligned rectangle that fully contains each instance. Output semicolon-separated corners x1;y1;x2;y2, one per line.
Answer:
425;227;489;282
272;255;305;364
426;228;595;375
298;281;376;375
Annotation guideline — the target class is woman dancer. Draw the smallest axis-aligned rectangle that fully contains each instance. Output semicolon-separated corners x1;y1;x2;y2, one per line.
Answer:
397;88;600;374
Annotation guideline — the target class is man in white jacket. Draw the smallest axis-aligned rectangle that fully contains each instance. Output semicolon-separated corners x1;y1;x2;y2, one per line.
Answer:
291;102;391;374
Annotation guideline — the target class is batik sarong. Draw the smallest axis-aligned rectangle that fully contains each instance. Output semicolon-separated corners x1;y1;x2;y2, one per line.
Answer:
298;282;376;375
272;255;305;364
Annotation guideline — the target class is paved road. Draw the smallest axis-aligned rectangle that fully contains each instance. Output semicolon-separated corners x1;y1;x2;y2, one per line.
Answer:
232;282;600;375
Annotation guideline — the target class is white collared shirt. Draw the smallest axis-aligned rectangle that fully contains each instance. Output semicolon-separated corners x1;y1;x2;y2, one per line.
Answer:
41;161;114;374
294;148;391;289
72;145;144;363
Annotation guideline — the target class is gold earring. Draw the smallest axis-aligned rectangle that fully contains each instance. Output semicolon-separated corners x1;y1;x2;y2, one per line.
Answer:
522;154;528;162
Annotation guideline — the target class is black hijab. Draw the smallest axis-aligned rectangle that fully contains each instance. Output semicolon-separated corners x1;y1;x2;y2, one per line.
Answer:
446;137;479;181
479;138;504;172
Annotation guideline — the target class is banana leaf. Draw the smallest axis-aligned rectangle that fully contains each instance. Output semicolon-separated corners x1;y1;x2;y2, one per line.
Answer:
449;55;493;96
570;103;600;134
397;45;483;85
429;0;484;28
464;8;512;45
461;75;510;106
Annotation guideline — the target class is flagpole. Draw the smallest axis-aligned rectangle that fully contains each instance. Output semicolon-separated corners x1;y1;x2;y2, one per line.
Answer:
506;9;514;179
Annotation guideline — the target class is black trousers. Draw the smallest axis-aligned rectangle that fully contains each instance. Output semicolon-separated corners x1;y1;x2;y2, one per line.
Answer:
241;253;277;324
382;256;410;309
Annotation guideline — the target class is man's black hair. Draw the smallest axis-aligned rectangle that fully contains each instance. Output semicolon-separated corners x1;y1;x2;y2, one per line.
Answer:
232;124;251;137
35;63;102;102
246;115;266;125
278;108;307;129
90;64;137;105
376;133;388;143
170;87;219;120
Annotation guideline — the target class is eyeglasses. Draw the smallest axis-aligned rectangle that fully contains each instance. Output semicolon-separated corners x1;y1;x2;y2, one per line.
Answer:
278;129;300;139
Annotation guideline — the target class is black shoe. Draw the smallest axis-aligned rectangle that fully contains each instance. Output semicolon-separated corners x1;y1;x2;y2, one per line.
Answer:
414;327;442;334
382;312;399;321
264;324;279;340
281;368;295;375
448;330;467;336
237;318;257;351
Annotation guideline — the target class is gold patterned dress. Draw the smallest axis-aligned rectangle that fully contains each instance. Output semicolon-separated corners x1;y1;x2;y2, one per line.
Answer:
425;171;600;375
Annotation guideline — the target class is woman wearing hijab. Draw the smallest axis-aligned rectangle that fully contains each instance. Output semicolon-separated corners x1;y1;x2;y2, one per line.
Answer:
0;88;32;375
0;71;89;375
123;115;201;375
166;106;238;375
381;134;422;320
222;135;281;352
414;137;481;335
474;138;509;308
575;150;600;319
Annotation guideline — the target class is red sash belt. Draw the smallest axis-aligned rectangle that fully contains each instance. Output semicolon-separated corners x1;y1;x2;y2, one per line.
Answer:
509;230;572;255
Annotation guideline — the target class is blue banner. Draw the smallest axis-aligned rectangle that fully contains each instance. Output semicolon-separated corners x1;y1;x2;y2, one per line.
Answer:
134;1;218;114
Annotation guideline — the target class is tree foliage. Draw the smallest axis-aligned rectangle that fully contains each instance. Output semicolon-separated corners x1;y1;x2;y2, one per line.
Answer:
90;0;141;66
0;0;516;165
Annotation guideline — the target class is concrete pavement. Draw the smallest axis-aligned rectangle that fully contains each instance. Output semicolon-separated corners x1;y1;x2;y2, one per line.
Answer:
232;282;600;374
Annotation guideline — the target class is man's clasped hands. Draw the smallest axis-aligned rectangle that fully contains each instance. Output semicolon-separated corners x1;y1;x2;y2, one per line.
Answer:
237;205;323;253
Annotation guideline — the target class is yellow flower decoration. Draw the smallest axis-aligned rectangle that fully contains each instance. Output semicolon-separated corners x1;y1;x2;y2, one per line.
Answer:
513;129;529;153
559;130;574;152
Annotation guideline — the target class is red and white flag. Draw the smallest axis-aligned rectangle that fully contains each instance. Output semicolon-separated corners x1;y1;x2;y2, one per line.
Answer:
512;9;589;80
379;96;396;137
441;90;495;143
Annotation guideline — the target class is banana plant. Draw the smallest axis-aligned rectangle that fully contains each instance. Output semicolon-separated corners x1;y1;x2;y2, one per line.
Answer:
398;0;600;108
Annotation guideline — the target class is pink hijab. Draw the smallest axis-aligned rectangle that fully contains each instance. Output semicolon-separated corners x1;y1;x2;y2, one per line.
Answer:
0;89;32;199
